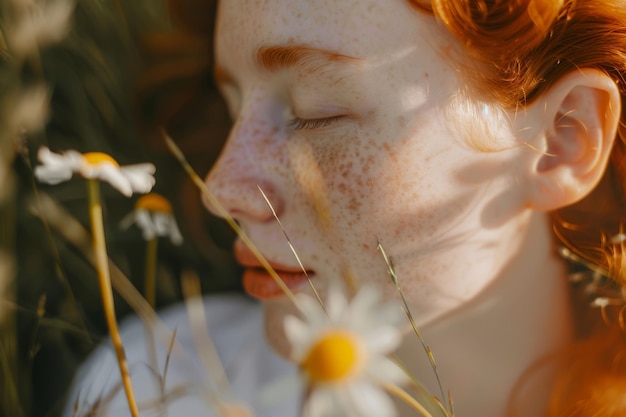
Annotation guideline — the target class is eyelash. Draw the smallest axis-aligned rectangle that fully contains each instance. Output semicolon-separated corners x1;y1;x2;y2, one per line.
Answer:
289;115;344;131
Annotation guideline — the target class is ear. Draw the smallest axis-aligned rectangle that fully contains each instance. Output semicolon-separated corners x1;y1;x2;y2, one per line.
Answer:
522;69;621;211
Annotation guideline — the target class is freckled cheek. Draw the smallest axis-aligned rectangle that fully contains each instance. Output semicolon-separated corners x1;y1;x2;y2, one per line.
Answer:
313;139;450;259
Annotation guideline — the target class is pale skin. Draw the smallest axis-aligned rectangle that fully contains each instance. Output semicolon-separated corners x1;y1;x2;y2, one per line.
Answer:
206;0;621;415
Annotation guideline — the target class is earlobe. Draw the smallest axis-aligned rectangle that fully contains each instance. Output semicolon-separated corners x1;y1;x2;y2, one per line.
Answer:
523;69;621;212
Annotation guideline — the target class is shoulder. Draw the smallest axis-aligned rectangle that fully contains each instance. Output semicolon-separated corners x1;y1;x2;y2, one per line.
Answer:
65;294;300;417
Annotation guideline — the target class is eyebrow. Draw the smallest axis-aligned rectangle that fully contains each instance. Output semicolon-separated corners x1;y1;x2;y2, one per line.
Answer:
213;44;361;86
257;45;361;74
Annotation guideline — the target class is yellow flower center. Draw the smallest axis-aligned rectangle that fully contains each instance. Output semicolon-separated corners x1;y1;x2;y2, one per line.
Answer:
82;152;119;167
302;331;363;383
135;193;173;214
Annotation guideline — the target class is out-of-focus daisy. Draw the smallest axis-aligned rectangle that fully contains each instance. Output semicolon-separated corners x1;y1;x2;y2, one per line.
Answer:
34;146;155;197
6;0;75;58
120;193;183;245
7;84;50;134
284;286;407;417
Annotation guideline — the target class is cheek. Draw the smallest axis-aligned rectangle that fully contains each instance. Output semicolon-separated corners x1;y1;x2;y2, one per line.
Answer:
294;125;481;273
310;133;440;234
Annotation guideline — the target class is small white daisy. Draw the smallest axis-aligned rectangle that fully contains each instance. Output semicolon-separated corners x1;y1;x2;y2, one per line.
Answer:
284;286;407;417
119;193;183;245
34;146;155;197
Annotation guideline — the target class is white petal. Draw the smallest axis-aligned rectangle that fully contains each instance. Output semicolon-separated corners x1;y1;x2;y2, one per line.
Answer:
34;163;73;184
135;210;156;240
349;286;380;319
120;164;156;194
64;150;84;170
304;386;337;417
325;286;348;322
346;381;397;417
153;212;170;236
87;164;132;196
296;294;328;328
37;146;65;167
345;289;382;330
283;315;313;356
283;316;322;361
354;305;404;335
367;357;409;385
118;211;138;230
167;217;184;245
362;326;402;354
34;147;82;184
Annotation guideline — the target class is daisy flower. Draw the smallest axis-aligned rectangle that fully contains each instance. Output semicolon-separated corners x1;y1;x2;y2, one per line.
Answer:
284;285;407;417
6;0;75;59
33;147;149;416
120;193;183;245
34;146;155;197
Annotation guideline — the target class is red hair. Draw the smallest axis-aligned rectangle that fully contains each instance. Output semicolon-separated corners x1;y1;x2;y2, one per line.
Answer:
409;0;626;414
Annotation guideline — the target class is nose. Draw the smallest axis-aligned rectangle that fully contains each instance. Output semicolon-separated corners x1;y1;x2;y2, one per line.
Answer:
204;103;286;223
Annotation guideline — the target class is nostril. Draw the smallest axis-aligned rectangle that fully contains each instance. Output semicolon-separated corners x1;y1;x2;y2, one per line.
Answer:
203;173;284;224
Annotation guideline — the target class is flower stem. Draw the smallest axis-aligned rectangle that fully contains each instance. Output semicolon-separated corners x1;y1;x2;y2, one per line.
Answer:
144;236;160;386
144;237;158;308
380;381;435;417
87;179;140;417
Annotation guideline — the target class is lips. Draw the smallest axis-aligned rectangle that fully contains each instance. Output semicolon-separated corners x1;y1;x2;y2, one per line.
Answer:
233;240;314;300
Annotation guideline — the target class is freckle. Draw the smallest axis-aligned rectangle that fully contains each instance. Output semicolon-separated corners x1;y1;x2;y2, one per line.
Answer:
424;72;429;78
382;143;398;163
347;196;361;212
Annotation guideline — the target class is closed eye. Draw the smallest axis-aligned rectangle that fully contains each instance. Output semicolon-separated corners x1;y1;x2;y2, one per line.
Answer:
289;115;345;131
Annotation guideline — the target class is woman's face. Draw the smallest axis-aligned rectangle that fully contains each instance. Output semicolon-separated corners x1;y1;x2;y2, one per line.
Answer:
209;0;531;351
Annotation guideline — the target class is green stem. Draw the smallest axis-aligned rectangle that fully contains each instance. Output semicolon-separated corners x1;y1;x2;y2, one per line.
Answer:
143;236;160;394
144;237;158;308
87;179;140;417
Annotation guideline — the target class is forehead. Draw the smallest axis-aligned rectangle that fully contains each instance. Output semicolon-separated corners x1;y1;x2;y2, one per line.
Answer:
215;0;445;68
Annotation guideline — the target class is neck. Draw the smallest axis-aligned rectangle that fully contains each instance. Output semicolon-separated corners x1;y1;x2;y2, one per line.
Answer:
396;212;574;417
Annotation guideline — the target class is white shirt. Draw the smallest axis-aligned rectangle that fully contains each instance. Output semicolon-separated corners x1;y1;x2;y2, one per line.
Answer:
65;294;301;417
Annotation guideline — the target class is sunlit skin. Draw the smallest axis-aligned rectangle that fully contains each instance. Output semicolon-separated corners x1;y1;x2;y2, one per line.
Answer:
204;0;604;415
210;0;528;326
